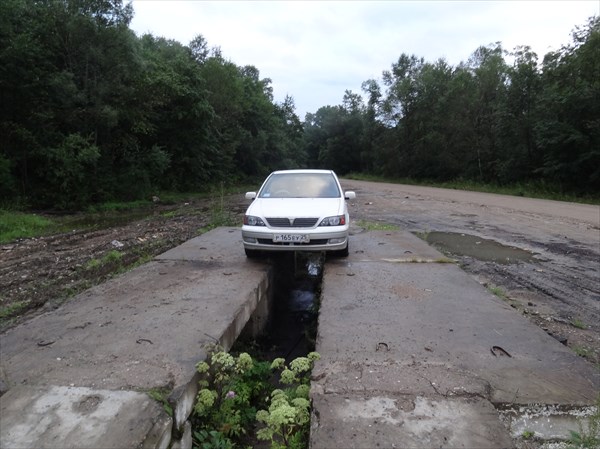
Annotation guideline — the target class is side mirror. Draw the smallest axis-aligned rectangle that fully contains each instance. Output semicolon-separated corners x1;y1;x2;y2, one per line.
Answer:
245;192;257;200
344;191;356;200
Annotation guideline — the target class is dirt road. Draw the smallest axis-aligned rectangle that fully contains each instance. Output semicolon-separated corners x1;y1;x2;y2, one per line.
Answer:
1;180;598;365
344;180;600;365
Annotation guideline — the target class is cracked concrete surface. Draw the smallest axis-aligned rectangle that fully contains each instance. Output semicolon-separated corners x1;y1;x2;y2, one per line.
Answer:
310;231;599;448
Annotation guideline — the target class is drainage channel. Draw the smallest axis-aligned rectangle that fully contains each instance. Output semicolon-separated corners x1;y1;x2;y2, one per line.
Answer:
190;251;325;449
246;252;323;361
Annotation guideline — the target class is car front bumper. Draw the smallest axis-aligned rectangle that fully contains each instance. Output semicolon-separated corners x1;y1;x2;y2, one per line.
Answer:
241;226;349;252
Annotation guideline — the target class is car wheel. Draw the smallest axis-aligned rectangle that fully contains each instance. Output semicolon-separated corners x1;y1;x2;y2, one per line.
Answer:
245;248;262;258
331;242;349;258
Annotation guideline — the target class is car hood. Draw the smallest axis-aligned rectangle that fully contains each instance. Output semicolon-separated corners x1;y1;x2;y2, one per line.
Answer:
247;198;345;218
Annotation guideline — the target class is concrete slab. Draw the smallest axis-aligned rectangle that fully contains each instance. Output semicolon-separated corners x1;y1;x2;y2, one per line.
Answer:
0;227;270;449
311;231;599;447
0;385;169;449
311;394;514;449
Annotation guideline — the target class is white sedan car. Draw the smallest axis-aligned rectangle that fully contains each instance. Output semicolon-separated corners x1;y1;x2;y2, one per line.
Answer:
241;169;356;258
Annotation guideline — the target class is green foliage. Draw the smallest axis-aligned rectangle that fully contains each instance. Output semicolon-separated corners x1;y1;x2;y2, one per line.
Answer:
192;346;319;449
521;430;535;440
571;319;587;330
1;0;596;208
356;220;400;231
487;285;508;300
0;300;30;320
86;200;153;213
308;17;599;197
0;210;55;243
147;387;173;416
568;395;600;449
1;3;304;210
193;430;232;449
199;184;241;232
193;345;272;446
255;352;320;449
572;346;591;358
85;250;123;271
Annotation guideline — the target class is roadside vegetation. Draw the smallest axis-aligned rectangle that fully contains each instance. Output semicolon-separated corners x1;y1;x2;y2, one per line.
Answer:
189;344;319;449
568;395;600;449
0;193;247;330
346;174;600;205
1;1;598;213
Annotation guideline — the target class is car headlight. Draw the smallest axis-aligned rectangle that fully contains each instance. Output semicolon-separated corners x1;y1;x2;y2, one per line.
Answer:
319;215;346;226
244;215;265;226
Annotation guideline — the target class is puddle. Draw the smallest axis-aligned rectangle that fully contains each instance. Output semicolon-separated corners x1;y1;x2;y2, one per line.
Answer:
421;232;536;264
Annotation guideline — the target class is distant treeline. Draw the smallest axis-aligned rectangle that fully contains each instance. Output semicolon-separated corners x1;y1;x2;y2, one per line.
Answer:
1;1;598;209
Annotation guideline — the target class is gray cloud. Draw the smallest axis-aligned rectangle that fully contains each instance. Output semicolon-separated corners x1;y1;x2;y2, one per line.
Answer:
130;0;598;118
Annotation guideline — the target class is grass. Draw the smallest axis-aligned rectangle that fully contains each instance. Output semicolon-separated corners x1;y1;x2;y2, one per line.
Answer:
487;285;508;300
0;300;31;320
521;430;535;440
0;210;56;244
356;219;400;231
199;184;241;233
146;387;173;416
85;199;152;213
573;346;591;358
571;318;587;330
345;173;600;205
85;250;123;271
568;395;600;448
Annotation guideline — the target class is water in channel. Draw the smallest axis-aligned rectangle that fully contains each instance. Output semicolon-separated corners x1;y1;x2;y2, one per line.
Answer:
245;252;323;361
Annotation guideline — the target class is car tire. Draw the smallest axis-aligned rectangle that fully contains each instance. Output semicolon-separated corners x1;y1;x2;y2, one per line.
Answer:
331;242;349;258
245;248;262;258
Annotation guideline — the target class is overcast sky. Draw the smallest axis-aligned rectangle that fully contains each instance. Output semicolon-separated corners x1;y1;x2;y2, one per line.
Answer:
129;1;599;119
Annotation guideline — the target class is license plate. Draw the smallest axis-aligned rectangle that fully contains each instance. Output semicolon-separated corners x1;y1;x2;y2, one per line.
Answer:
273;234;310;243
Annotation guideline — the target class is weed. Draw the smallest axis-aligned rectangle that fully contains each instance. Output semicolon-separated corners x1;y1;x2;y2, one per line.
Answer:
85;250;123;271
85;200;152;213
193;429;232;449
104;250;123;263
573;346;591;358
571;319;587;330
568;395;600;448
0;300;30;320
256;353;320;448
488;285;507;300
356;220;399;231
147;387;173;416
200;184;239;232
521;430;535;440
192;345;318;448
85;258;101;270
160;210;177;218
0;210;55;244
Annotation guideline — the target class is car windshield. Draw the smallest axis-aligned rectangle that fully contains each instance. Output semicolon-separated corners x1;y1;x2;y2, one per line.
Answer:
259;173;341;199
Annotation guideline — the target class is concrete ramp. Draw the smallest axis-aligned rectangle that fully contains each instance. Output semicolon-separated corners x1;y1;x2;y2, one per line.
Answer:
0;228;270;449
310;231;599;447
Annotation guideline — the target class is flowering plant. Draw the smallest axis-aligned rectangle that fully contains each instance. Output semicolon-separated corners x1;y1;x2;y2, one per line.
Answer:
256;352;320;448
191;345;319;448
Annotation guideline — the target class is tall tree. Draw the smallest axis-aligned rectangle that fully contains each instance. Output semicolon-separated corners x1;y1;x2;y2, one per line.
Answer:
535;16;600;191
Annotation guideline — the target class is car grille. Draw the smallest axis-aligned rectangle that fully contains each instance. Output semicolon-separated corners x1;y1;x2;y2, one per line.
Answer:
257;239;328;246
265;217;319;228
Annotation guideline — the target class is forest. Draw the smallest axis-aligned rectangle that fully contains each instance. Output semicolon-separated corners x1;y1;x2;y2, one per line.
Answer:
1;0;598;210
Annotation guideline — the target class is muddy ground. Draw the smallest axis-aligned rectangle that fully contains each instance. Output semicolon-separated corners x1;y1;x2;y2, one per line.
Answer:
1;181;599;367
